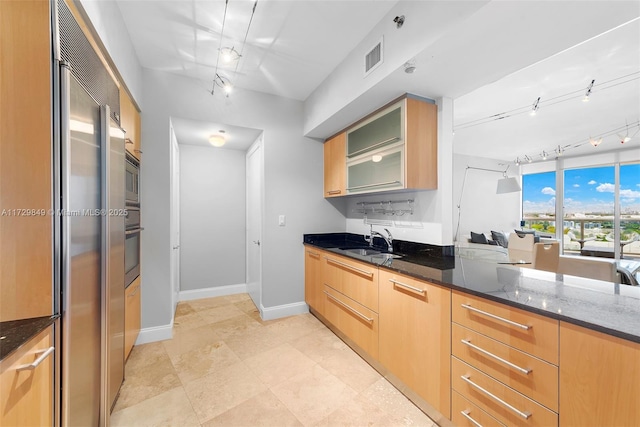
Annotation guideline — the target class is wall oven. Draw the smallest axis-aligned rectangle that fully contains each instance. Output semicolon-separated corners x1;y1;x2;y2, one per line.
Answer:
125;206;141;287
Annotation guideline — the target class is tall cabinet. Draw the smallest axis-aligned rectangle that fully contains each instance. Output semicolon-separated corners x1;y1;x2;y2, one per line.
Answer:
0;0;53;322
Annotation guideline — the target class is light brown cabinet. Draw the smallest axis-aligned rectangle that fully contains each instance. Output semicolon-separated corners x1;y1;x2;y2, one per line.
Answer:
0;326;54;426
323;133;346;197
304;248;325;316
0;0;53;322
124;276;141;359
321;252;378;312
451;290;559;427
559;322;640;427
120;90;142;161
378;270;451;417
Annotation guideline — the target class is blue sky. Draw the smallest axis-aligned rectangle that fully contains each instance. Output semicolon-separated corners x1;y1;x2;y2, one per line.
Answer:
523;163;640;214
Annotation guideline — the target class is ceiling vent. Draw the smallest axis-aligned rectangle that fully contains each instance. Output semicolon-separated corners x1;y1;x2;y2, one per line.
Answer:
364;37;383;77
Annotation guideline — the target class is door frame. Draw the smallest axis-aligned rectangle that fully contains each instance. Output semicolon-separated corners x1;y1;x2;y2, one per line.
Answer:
169;123;180;318
245;135;264;313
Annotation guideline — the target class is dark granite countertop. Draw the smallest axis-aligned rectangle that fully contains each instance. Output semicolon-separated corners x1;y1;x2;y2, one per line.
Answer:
304;233;640;344
0;315;58;362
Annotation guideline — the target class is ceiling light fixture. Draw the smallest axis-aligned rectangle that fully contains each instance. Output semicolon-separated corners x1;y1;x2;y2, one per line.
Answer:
211;0;231;96
403;61;416;74
231;1;258;82
617;120;631;143
220;46;241;63
555;145;564;156
589;136;603;147
213;73;233;96
541;150;548;160
515;157;521;166
393;15;405;28
372;154;383;163
209;133;226;147
582;79;595;102
524;155;532;163
530;97;540;116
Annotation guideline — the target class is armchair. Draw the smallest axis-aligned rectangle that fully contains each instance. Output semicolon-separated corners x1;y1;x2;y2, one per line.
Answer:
567;230;595;250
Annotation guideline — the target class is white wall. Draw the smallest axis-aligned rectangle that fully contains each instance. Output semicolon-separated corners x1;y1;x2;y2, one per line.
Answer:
453;154;522;244
140;69;345;332
179;145;246;291
78;0;143;106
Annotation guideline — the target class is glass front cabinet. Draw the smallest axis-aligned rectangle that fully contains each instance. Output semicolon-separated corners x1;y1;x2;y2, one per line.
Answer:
331;94;437;196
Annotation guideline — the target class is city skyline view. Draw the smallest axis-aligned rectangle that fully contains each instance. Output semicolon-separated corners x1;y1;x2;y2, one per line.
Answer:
523;164;640;216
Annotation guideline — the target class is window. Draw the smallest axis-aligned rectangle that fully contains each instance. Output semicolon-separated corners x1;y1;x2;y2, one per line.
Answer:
522;171;556;235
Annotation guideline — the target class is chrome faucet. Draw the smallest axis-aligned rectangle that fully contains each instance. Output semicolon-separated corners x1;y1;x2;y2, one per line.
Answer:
366;225;393;252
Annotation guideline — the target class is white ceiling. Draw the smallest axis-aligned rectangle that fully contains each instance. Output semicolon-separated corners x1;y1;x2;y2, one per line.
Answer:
172;117;262;151
115;0;640;159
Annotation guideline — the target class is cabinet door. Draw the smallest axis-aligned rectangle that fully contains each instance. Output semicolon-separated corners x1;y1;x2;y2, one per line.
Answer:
0;0;53;322
124;276;141;359
378;270;451;417
323;133;345;197
0;327;54;426
304;247;324;315
559;322;640;427
120;90;141;161
405;97;437;190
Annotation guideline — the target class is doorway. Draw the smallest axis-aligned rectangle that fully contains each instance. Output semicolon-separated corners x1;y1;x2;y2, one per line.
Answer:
246;138;263;311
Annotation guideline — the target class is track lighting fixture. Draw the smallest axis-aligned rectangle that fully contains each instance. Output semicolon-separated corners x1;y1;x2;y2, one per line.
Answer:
583;79;595;102
555;145;564;156
515;157;521;166
212;73;233;96
617;120;631;143
524;155;532;163
220;46;241;63
530;97;540;116
589;136;603;147
541;151;548;160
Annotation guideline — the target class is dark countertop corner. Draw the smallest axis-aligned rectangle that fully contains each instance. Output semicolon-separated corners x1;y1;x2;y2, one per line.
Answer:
0;315;58;362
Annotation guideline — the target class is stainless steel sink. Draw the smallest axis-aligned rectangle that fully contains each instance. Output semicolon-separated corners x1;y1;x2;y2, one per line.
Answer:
371;253;403;261
344;248;381;256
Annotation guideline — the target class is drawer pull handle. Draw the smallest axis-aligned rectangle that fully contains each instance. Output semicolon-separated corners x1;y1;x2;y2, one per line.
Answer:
461;304;531;330
16;347;54;371
326;190;342;195
389;279;426;295
325;257;374;277
306;250;320;258
461;375;531;420
461;339;532;375
460;410;483;427
324;291;373;323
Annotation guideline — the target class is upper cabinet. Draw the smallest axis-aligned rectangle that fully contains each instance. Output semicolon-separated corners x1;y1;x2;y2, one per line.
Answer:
323;133;346;197
0;0;53;321
120;90;141;160
323;95;437;197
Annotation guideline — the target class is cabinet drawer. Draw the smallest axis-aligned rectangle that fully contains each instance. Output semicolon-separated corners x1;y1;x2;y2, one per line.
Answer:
0;326;54;426
452;291;558;364
125;276;141;360
452;323;558;411
323;285;378;359
322;253;378;312
452;357;558;427
452;390;506;427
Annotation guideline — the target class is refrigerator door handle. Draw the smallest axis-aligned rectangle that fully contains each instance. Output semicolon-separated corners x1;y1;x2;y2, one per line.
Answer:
60;63;71;315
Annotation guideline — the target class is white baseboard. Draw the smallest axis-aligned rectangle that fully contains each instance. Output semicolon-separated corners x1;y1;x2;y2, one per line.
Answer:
260;301;309;321
135;323;173;345
178;283;247;302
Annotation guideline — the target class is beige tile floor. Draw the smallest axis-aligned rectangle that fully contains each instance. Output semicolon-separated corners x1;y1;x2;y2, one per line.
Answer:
110;293;437;427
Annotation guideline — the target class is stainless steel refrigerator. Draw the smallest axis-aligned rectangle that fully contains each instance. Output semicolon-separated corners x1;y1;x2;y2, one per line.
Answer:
58;64;125;426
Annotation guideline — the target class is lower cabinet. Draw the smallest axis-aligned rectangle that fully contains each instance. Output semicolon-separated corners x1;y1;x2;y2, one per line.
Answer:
378;270;451;418
304;248;324;316
0;326;54;426
124;276;141;359
559;321;640;427
323;285;379;358
452;390;505;427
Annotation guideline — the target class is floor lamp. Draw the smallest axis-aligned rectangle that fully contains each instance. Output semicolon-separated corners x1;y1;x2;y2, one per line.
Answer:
454;165;521;244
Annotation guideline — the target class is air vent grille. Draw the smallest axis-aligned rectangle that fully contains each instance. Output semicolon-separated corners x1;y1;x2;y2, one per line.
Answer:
57;0;120;123
364;38;383;76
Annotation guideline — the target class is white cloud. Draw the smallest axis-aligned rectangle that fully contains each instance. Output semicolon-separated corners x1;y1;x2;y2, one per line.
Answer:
573;184;580;188
620;189;640;198
541;187;556;195
596;183;615;193
588;180;597;185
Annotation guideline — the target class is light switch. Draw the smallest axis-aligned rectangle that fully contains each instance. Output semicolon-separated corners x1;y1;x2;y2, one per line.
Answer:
278;215;286;226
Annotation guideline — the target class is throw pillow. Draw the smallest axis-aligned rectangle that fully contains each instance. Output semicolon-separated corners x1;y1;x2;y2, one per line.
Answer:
470;231;488;244
491;230;508;248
